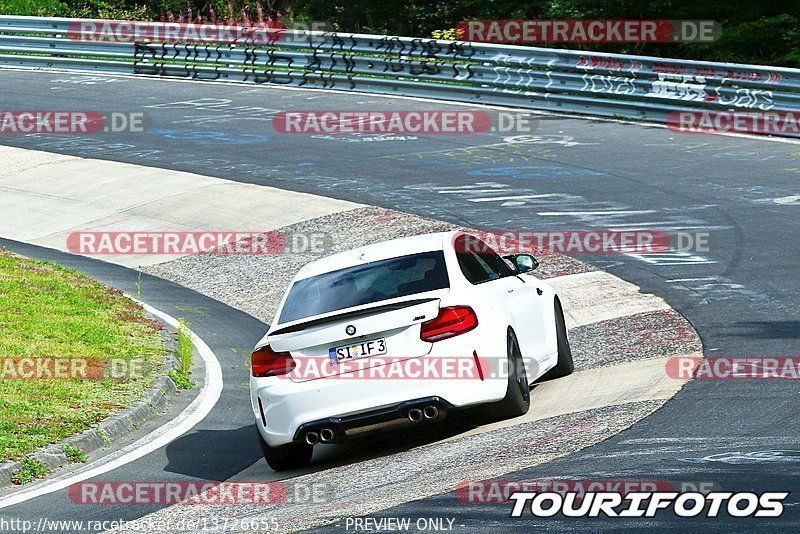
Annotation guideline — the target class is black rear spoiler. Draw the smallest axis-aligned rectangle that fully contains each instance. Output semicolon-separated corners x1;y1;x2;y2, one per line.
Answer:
269;298;439;336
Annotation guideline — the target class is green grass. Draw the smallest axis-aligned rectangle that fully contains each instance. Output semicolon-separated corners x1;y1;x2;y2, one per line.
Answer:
10;458;48;485
0;249;167;463
168;318;194;390
60;443;86;463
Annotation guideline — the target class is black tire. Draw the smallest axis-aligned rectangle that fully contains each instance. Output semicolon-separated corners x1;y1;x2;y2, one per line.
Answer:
538;297;574;382
492;330;531;420
256;425;313;471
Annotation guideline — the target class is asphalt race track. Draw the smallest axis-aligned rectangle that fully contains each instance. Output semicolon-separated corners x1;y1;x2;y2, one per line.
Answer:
1;70;799;531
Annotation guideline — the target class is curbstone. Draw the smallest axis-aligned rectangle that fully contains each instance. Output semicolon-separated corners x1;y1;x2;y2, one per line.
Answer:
29;446;68;471
0;461;22;486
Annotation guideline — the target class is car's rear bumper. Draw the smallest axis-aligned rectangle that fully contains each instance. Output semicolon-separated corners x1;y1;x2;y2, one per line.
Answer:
251;373;507;446
294;395;453;445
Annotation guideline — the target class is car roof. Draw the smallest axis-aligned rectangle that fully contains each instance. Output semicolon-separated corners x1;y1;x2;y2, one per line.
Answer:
294;230;461;280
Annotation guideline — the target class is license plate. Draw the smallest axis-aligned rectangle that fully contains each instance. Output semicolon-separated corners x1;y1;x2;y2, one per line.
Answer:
328;338;386;365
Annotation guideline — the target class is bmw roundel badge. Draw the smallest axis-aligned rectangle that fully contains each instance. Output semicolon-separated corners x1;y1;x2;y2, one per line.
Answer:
346;325;357;336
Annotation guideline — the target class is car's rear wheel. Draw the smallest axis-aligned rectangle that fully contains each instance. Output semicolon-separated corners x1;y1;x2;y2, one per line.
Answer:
256;425;313;471
538;297;574;382
491;330;531;420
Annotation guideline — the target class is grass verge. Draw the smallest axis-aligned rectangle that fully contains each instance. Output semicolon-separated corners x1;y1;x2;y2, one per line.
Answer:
61;443;87;464
168;318;194;390
10;458;48;485
0;249;167;464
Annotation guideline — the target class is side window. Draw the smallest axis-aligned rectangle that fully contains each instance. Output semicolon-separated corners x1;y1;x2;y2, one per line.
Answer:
455;235;512;285
480;246;514;278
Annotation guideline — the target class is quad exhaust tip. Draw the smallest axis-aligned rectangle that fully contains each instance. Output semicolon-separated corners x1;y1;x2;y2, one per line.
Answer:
319;428;335;443
305;431;320;445
408;408;423;422
409;405;440;422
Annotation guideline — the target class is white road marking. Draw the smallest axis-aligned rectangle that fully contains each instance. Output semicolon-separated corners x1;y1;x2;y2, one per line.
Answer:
607;225;731;231
626;252;716;266
538;210;657;216
405;181;506;192
604;221;686;227
469;194;565;202
0;299;223;510
438;189;508;194
774;195;800;205
666;277;718;283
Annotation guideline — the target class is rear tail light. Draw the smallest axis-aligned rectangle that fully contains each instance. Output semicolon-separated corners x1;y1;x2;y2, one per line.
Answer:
420;306;479;342
251;345;296;377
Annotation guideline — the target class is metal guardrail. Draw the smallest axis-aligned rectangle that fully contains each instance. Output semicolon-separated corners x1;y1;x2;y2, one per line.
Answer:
2;15;800;135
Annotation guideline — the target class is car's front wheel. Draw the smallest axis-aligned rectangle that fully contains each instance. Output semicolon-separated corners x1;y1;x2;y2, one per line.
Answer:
491;330;531;420
256;425;313;471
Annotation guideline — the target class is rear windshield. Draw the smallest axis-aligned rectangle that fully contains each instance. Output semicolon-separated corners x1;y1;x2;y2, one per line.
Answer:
278;251;449;324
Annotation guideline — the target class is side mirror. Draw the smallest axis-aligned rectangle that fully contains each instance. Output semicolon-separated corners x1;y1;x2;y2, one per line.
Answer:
504;254;539;274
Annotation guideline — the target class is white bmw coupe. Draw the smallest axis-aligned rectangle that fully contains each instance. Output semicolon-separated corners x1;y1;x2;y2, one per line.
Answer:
250;231;572;470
